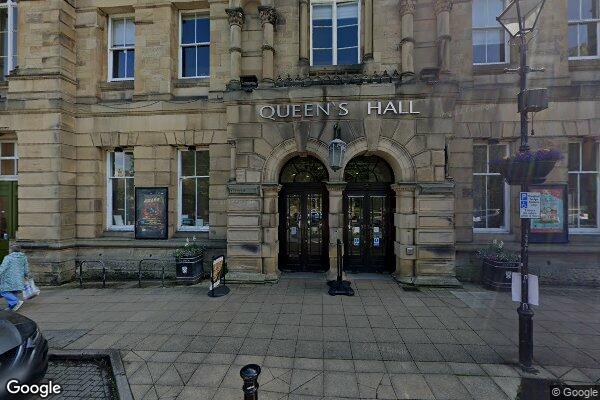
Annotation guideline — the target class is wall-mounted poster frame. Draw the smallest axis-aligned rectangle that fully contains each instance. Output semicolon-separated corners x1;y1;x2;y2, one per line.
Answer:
529;184;568;243
135;187;169;239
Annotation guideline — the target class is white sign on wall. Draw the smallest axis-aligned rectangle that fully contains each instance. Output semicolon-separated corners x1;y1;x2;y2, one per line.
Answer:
520;192;541;219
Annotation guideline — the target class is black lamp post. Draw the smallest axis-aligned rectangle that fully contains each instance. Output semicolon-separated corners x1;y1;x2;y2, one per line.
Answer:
497;0;546;372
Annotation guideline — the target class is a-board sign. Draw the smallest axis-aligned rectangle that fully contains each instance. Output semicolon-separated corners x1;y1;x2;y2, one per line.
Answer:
135;187;168;239
210;256;224;290
520;192;541;219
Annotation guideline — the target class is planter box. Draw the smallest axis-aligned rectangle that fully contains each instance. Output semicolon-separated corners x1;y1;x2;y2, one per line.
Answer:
497;159;557;185
175;255;204;283
482;258;519;291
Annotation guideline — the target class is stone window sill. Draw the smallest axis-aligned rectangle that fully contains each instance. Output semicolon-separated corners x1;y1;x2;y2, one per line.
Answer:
309;64;364;75
99;81;134;92
173;231;209;239
568;58;600;71
472;63;511;76
102;230;134;239
174;78;210;88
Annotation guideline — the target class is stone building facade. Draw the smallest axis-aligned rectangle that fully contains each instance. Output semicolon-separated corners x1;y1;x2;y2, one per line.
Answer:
0;0;598;286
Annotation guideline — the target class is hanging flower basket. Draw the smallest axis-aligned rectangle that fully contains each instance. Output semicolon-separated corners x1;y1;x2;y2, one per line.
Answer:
492;149;562;186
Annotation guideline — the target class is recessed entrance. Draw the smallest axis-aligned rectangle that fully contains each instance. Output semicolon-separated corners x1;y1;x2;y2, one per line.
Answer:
343;156;395;273
278;156;329;272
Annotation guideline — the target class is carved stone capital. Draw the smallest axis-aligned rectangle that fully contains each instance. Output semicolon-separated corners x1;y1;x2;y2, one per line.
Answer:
258;6;277;26
226;7;245;27
433;0;453;14
399;0;415;16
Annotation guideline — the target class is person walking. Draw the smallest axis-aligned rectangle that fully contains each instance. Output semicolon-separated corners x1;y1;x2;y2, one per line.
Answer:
0;244;29;311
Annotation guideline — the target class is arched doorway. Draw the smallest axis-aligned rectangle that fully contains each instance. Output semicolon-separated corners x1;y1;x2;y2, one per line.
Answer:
278;156;329;272
343;155;395;273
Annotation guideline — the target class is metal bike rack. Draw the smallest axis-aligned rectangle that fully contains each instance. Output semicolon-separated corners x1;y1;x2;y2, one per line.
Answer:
138;258;166;288
78;260;106;288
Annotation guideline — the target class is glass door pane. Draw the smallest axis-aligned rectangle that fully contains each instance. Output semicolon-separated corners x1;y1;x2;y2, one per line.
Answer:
347;195;364;258
307;193;323;258
286;194;301;261
370;196;386;258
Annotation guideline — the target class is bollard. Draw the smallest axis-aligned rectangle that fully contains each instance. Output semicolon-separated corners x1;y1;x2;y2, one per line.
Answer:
240;364;261;400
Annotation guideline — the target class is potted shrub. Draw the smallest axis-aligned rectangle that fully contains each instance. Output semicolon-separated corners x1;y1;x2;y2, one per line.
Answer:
477;240;520;291
492;148;562;185
174;237;205;284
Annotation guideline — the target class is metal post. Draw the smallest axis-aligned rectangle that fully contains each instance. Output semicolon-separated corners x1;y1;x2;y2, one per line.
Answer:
517;32;535;372
79;262;83;288
337;239;343;283
240;364;261;400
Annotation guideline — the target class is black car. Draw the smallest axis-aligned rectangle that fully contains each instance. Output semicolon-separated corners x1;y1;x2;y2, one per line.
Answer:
0;311;48;397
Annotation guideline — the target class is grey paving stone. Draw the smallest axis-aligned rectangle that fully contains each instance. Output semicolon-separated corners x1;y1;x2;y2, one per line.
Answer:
324;359;355;372
459;376;511;400
406;343;444;362
268;339;297;357
324;341;353;359
350;342;382;360
323;371;360;397
295;341;324;358
348;327;376;342
377;342;412;361
425;374;473;399
389;373;435;399
398;328;432;344
290;369;324;396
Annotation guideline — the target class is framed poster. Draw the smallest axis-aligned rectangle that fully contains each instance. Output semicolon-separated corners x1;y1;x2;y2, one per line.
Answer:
529;184;568;243
135;187;168;239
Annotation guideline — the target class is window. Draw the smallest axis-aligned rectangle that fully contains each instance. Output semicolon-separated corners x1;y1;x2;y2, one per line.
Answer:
180;13;210;78
568;142;599;232
179;150;209;231
107;150;134;230
568;0;600;59
473;144;510;231
108;17;135;81
472;0;508;64
0;142;17;178
311;0;360;66
0;0;17;78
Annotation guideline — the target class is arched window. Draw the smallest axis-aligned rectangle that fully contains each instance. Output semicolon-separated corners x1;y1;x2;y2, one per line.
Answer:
344;156;394;183
280;156;328;183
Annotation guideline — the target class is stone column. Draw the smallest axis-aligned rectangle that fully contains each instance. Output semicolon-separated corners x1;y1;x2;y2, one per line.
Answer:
364;0;374;64
326;182;346;281
391;184;417;281
262;183;281;281
400;0;415;74
229;139;237;182
259;6;277;84
226;7;245;89
434;0;452;73
299;0;310;70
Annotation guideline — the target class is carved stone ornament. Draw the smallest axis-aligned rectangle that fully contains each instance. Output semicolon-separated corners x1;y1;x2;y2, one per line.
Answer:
258;6;277;26
433;0;453;14
399;0;415;16
226;7;245;26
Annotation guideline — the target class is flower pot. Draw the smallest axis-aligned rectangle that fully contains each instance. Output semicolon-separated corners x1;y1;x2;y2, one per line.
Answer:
481;258;519;291
498;159;557;185
175;254;204;283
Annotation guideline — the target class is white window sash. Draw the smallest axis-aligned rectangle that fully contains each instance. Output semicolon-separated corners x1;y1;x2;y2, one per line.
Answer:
178;150;210;231
108;16;135;82
473;144;510;232
472;0;510;65
310;0;361;66
0;0;17;76
567;21;600;60
106;151;134;231
568;141;600;233
0;141;17;181
179;12;211;79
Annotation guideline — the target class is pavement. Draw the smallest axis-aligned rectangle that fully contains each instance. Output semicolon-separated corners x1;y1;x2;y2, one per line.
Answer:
17;274;600;400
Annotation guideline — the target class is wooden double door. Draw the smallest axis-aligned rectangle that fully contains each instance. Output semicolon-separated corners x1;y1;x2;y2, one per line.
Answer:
343;185;394;273
279;184;328;272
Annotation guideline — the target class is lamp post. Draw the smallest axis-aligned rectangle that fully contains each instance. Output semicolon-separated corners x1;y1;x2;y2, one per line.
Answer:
497;0;546;372
329;123;347;172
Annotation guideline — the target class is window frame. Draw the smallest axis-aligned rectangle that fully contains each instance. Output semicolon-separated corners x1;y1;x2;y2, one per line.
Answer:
179;11;211;79
178;149;210;232
106;150;135;231
568;141;600;234
107;15;136;82
473;143;511;233
472;0;510;65
309;0;361;67
0;141;17;181
567;0;600;60
0;0;18;78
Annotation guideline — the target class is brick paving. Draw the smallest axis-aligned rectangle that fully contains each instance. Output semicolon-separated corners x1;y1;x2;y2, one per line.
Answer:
31;360;116;400
18;275;600;399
